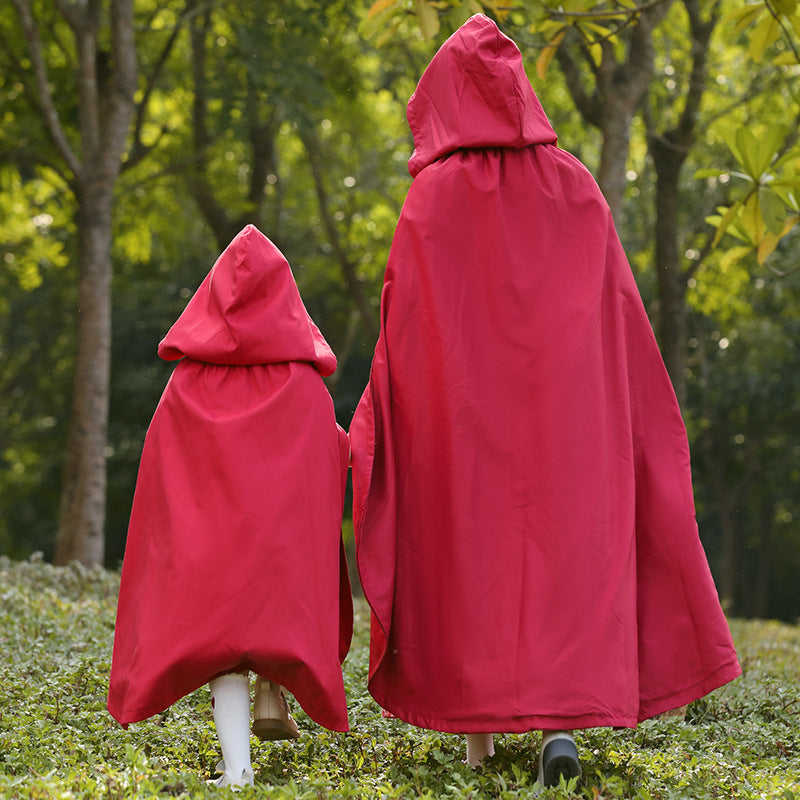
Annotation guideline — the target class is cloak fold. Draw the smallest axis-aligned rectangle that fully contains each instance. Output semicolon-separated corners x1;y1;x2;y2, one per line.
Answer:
349;15;740;733
108;225;352;732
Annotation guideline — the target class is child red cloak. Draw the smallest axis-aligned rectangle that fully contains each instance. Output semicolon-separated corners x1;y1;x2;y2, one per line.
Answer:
349;15;740;733
108;225;352;732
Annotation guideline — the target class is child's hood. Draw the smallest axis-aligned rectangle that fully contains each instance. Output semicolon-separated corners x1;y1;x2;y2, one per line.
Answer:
158;225;337;376
158;225;336;375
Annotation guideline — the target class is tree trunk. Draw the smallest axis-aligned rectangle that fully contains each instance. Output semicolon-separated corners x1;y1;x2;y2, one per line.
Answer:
597;97;637;227
645;0;718;408
55;187;113;565
41;0;137;565
650;147;689;407
555;2;671;227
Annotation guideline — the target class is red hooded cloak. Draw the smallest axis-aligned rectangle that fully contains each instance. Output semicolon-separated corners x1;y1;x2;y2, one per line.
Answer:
349;15;740;733
108;225;351;732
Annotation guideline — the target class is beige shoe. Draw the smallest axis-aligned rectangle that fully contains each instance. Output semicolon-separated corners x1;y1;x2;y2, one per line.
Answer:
252;676;300;741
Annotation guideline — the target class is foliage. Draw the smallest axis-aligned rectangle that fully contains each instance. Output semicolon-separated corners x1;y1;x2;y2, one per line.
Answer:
0;555;799;799
686;267;800;618
697;0;800;269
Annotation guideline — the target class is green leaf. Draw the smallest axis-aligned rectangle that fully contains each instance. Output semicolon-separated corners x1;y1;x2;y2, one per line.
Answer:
790;11;800;39
720;245;753;271
759;186;787;234
735;125;783;180
758;213;799;263
718;124;745;169
724;4;762;32
773;51;800;65
740;193;764;241
582;21;617;38
416;0;440;40
711;202;744;246
694;168;728;180
772;0;797;16
749;11;780;62
761;122;789;165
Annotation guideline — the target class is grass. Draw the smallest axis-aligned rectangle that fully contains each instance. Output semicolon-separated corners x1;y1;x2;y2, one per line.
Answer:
0;554;798;799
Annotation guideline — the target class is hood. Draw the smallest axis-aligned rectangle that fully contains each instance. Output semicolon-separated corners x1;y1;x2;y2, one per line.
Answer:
407;14;557;177
158;225;337;375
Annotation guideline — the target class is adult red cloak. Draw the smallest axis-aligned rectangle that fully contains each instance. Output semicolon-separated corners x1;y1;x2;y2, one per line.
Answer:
108;225;352;732
349;15;740;733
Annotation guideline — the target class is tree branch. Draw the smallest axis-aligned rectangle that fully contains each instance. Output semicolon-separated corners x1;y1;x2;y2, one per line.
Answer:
555;44;603;126
10;0;82;180
103;0;137;169
126;1;191;170
545;0;672;20
187;4;233;248
243;81;278;223
676;0;718;144
764;0;800;64
54;0;85;32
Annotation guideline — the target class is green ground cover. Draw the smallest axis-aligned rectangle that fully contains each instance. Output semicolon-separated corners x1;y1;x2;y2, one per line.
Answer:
0;555;798;799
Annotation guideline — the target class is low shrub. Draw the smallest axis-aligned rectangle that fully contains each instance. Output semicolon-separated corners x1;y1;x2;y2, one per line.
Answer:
0;555;798;798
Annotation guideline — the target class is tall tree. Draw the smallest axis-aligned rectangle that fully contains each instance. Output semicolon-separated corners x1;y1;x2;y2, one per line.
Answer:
2;0;188;564
7;0;137;565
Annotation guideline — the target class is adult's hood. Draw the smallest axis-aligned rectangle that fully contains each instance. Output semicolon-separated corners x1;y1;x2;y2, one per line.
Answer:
158;225;337;375
407;14;557;177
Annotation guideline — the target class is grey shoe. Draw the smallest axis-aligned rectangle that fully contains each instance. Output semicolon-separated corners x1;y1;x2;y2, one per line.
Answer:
537;731;581;788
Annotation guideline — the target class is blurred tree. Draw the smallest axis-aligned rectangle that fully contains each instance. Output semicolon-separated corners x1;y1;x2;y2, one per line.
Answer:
0;0;193;565
172;0;415;391
688;270;800;618
2;0;137;565
0;168;74;558
641;0;718;407
703;0;800;266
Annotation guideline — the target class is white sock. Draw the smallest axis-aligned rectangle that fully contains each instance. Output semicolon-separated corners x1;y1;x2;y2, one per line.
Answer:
209;673;253;786
465;733;495;767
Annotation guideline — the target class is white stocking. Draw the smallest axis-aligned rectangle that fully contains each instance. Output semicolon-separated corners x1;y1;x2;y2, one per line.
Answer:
465;732;495;767
209;673;253;787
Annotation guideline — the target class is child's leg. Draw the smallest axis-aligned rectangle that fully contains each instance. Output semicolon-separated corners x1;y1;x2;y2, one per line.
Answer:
252;676;300;741
537;730;581;787
465;733;495;766
208;672;254;787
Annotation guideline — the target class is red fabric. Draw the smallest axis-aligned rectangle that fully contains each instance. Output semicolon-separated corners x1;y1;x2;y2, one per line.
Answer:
349;15;740;733
108;225;352;731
